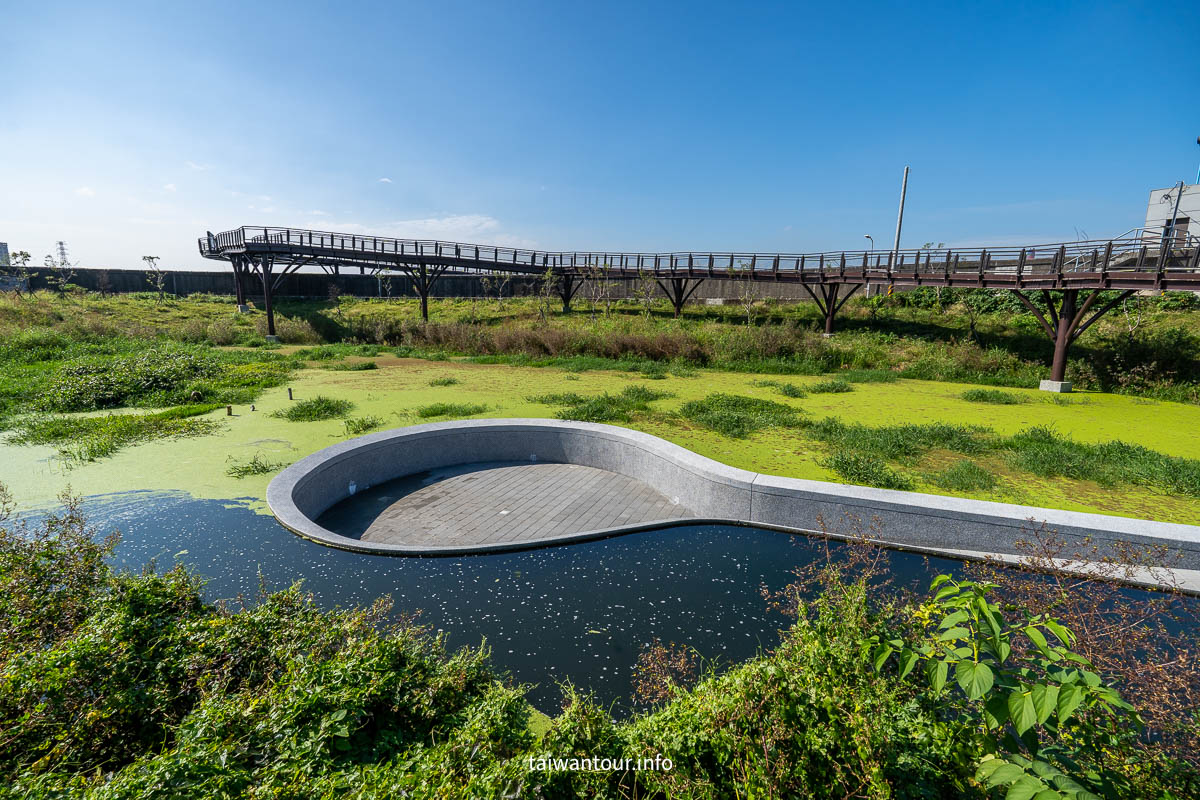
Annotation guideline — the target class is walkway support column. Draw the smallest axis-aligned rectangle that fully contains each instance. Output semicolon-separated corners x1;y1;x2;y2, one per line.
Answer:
1012;289;1135;385
399;262;448;322
254;255;277;338
654;277;705;318
557;273;583;313
800;282;860;334
231;255;249;307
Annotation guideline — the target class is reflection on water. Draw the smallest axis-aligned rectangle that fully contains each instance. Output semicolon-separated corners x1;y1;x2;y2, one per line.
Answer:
61;491;959;713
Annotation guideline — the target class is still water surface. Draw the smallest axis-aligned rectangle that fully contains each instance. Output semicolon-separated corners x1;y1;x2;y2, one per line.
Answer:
76;490;959;713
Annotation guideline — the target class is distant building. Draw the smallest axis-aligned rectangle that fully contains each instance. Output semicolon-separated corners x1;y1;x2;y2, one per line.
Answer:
1144;183;1200;245
0;242;8;267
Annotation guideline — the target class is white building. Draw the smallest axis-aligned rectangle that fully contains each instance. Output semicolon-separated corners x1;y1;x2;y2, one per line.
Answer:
1144;183;1200;245
0;242;8;267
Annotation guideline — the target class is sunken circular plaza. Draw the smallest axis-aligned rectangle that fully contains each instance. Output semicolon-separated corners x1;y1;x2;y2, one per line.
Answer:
266;419;1200;568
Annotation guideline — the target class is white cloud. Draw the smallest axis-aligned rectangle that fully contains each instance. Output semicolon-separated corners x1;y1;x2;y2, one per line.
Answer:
377;177;392;183
307;210;329;216
185;160;212;171
163;183;177;192
75;186;95;197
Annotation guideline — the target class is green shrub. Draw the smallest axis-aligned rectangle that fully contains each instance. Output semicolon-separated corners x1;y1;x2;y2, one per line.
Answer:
272;396;353;422
961;388;1025;404
429;376;460;386
678;393;803;437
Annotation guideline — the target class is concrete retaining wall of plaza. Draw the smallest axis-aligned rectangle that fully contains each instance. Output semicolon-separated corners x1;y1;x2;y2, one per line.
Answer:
268;419;1200;566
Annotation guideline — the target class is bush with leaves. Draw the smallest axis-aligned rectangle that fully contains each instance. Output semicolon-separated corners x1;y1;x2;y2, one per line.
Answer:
869;575;1145;799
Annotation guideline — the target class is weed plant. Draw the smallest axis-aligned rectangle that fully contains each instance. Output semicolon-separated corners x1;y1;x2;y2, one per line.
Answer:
961;388;1025;404
529;386;670;423
678;393;803;437
272;396;353;422
810;378;853;394
415;402;488;419
428;377;459;386
8;405;222;464
821;451;915;490
225;452;289;478
344;415;385;435
926;459;999;491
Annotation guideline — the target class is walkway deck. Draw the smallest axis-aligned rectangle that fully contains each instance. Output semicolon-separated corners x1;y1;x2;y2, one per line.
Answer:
317;461;692;548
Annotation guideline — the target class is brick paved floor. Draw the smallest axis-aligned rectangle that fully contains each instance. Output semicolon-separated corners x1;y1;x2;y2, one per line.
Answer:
355;462;693;547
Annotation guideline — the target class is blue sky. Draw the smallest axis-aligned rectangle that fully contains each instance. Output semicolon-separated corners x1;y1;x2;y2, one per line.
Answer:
2;0;1197;269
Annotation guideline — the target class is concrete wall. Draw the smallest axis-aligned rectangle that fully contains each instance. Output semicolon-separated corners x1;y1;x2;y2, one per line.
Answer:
16;266;824;301
268;419;1200;573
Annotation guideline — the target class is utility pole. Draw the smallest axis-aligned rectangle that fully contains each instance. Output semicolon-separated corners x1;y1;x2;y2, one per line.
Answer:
892;166;909;259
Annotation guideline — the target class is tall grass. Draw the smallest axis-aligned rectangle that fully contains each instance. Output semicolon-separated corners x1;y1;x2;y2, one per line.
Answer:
822;451;915;490
415;402;488;419
678;393;803;437
529;386;670;423
1001;426;1200;497
961;388;1025;404
272;396;353;421
7;405;222;464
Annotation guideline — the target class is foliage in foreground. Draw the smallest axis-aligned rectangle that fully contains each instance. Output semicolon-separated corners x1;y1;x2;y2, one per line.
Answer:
0;491;1195;798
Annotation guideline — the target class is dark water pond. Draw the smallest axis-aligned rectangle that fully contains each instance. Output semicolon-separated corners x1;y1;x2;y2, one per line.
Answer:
62;491;963;713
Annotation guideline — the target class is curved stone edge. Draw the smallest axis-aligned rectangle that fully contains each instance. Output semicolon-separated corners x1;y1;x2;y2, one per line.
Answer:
267;419;1200;575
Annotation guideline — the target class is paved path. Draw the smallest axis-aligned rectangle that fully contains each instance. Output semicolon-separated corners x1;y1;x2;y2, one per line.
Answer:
342;462;692;547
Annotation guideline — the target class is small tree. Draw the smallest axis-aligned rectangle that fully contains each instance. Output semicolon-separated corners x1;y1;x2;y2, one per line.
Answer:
535;266;556;323
44;253;76;296
733;259;760;325
6;251;33;298
586;261;612;321
142;255;167;303
633;268;657;318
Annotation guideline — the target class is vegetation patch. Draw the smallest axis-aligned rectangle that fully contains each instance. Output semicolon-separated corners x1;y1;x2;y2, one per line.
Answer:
322;360;377;371
678;393;803;437
225;452;289;478
926;459;999;491
839;369;899;383
822;450;915;490
344;415;386;435
0;331;293;423
961;388;1025;404
415;402;489;419
428;376;460;386
7;405;222;464
272;396;354;422
1001;425;1200;497
529;385;670;423
803;418;990;463
753;379;807;398
809;378;853;394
